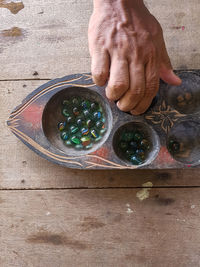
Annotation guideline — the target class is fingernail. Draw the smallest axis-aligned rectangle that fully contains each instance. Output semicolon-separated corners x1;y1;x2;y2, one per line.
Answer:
116;101;120;109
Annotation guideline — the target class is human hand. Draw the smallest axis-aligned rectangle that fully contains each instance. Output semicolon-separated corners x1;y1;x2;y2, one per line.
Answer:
88;0;182;115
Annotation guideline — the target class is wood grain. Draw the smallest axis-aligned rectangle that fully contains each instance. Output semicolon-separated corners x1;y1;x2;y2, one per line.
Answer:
1;188;200;267
1;80;200;189
0;0;199;80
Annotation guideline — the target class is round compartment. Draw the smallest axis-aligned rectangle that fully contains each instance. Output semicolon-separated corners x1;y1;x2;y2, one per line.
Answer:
42;87;112;156
167;72;200;114
112;122;160;166
167;119;200;165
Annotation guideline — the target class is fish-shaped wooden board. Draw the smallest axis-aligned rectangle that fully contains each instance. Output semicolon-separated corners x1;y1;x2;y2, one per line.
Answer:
7;71;200;169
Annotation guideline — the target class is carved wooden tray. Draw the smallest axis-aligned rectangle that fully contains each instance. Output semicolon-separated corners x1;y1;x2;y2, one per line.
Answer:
7;71;200;169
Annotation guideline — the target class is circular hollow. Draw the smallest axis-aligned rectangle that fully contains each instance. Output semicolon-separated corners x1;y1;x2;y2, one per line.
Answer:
42;87;112;156
167;119;200;165
167;72;200;114
112;122;160;166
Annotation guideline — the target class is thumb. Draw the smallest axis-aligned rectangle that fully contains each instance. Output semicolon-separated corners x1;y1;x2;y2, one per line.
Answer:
159;44;182;86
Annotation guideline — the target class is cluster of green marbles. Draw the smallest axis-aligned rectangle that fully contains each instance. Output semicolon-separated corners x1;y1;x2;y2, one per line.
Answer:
58;97;106;150
119;130;150;165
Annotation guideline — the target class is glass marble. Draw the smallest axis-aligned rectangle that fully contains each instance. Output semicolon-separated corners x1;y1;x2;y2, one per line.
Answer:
70;126;79;134
122;132;134;142
129;141;137;150
90;102;98;110
83;109;90;117
140;139;150;150
73;107;80;116
130;155;142;165
169;140;180;153
81;127;89;135
91;129;99;139
67;116;73;124
61;131;69;141
81;136;91;146
58;122;66;131
65;140;72;146
96;121;104;129
76;118;83;127
72;98;79;105
133;132;143;142
63;100;70;106
62;108;70;117
86;119;94;128
81;100;90;109
93;111;102;120
71;136;81;145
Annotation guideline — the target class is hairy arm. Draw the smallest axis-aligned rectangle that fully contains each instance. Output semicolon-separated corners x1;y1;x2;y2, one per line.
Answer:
88;0;181;114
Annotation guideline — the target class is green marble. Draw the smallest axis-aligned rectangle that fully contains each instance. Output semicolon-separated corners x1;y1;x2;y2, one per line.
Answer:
71;136;81;145
62;108;70;117
70;126;79;134
133;132;143;142
72;98;79;105
62;100;70;106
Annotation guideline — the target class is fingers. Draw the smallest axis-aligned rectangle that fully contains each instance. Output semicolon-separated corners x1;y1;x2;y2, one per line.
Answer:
160;42;182;86
131;59;159;115
105;55;129;100
91;50;110;86
117;63;145;111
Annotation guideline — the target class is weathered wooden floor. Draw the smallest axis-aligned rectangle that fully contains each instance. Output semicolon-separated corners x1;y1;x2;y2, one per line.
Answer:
1;0;200;266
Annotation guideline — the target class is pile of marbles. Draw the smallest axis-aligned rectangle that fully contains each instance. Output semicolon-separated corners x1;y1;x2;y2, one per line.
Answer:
57;97;106;149
119;130;150;165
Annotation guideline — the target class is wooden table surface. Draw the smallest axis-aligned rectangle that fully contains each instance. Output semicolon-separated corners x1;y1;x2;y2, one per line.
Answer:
1;0;200;266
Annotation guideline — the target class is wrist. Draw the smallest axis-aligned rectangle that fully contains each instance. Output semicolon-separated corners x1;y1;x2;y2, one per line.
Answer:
93;0;146;11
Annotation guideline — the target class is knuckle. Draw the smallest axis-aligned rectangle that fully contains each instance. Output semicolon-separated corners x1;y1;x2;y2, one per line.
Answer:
130;87;145;97
92;70;107;81
109;81;128;92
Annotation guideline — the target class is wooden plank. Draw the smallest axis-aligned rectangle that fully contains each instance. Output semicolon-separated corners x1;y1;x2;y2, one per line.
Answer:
0;0;199;80
0;188;200;266
2;80;200;189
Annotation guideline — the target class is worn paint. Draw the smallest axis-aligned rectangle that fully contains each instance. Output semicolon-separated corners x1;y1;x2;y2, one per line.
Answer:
1;27;22;37
136;182;153;201
0;0;24;14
